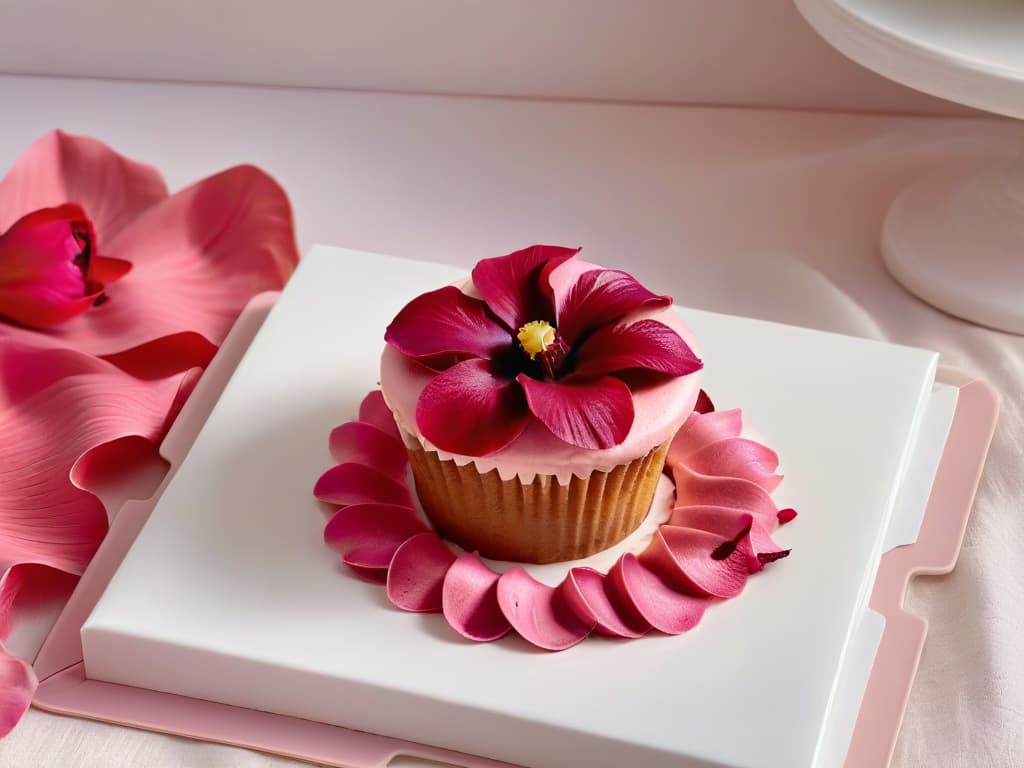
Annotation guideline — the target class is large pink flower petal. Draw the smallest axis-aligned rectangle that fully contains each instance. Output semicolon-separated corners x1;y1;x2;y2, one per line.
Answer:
554;268;670;345
314;463;413;508
0;131;167;239
417;359;529;456
607;554;709;635
686;438;782;492
572;319;703;378
1;165;299;377
0;340;194;578
323;503;425;570
442;552;510;642
329;422;408;484
517;374;633;450
497;567;594;651
0;640;35;738
470;245;579;331
386;532;456;612
385;286;510;363
639;525;751;599
562;567;650;639
358;390;402;442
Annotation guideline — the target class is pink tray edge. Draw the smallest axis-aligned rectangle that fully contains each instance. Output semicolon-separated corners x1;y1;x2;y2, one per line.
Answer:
843;372;998;768
30;297;999;768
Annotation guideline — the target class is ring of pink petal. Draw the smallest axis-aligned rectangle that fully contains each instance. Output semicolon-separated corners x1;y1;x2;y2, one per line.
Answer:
314;390;797;652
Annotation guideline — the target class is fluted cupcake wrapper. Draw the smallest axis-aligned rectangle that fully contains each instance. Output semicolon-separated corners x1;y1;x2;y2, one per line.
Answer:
405;431;671;564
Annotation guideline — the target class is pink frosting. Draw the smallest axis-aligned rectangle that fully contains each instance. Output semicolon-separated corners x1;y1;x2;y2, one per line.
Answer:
379;260;702;484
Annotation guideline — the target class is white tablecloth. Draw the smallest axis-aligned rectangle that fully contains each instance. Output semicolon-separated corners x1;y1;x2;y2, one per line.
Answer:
1;75;1022;767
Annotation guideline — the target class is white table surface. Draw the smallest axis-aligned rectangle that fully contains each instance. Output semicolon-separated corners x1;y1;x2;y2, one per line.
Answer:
2;74;1023;767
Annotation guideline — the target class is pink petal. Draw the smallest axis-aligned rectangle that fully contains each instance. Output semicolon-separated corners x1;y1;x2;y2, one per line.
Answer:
329;421;408;483
561;567;649;639
554;268;670;345
672;464;778;526
314;463;413;508
517;374;633;450
384;286;510;363
686;438;782;492
608;554;709;635
386;532;456;612
0;340;193;577
358;390;401;441
0;640;35;737
497;567;594;651
323;503;425;569
572;319;703;378
442;552;511;642
0;205;100;328
668;409;743;464
470;245;579;331
639;525;750;599
417;359;529;456
694;389;715;414
669;507;789;574
0;130;167;239
1;165;299;377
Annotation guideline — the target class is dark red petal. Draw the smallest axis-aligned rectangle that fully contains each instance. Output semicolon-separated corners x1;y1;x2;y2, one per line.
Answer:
777;508;798;525
555;268;670;345
417;359;529;456
572;319;703;378
517;374;633;450
90;255;132;284
470;245;579;331
328;421;408;484
497;567;594;651
384;285;510;361
313;463;412;507
386;532;456;612
358;390;401;441
694;389;715;414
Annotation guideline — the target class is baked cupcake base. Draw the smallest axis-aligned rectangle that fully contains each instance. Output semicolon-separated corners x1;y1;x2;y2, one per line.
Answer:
406;439;671;563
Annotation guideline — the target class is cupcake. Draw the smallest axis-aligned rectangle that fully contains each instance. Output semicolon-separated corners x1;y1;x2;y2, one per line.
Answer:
380;245;702;563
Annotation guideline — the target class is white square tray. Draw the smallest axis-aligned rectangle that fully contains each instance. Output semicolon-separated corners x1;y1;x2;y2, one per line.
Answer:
79;246;944;768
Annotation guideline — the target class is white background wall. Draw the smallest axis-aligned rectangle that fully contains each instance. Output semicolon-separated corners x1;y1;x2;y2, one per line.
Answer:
0;0;969;114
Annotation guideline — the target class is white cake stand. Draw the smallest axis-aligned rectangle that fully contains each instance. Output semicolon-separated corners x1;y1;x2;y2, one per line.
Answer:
795;0;1024;334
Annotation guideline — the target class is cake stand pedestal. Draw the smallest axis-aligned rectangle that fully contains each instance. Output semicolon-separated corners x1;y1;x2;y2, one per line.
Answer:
795;0;1024;334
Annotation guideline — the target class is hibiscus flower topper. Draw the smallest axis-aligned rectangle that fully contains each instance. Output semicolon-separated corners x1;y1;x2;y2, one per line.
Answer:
385;245;703;456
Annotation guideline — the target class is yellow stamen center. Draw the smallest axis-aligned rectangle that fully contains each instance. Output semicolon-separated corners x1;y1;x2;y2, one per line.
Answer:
517;320;556;360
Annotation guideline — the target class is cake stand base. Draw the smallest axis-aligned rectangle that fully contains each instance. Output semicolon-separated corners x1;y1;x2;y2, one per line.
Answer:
882;159;1024;335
